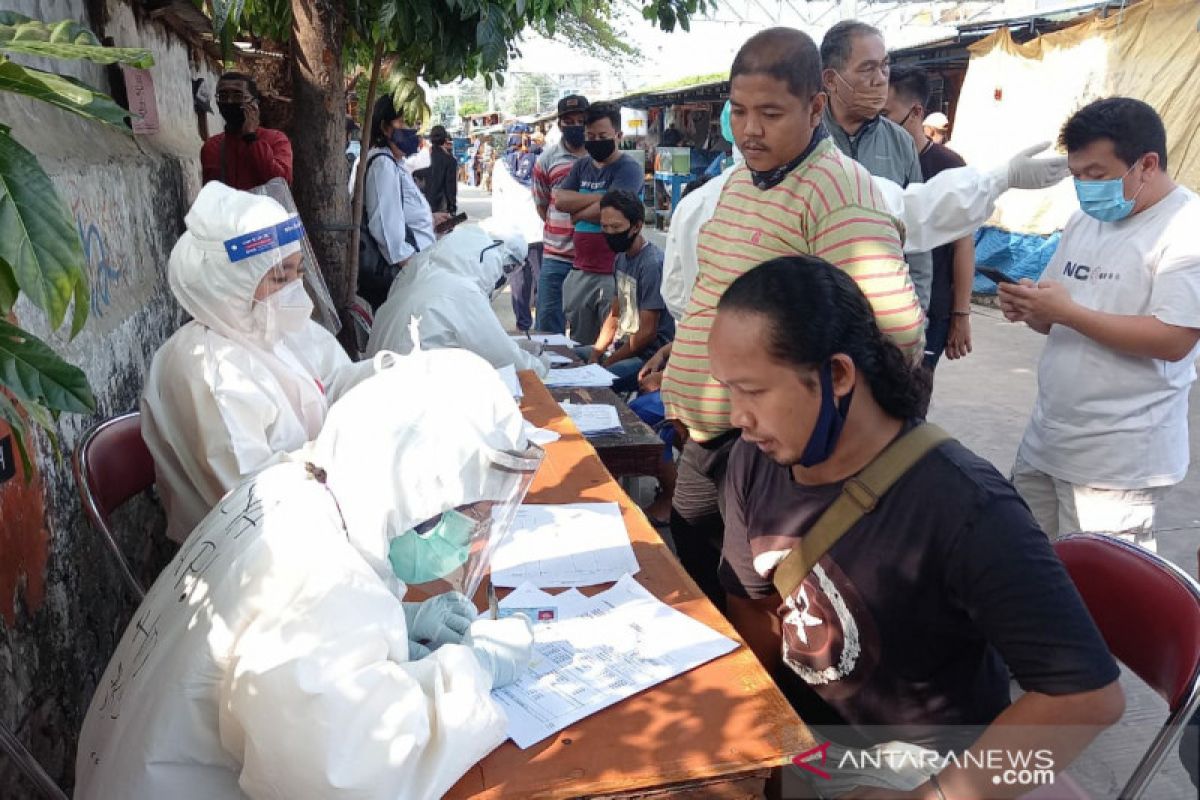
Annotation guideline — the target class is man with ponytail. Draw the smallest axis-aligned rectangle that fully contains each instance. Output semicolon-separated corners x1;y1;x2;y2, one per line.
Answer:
710;256;1123;799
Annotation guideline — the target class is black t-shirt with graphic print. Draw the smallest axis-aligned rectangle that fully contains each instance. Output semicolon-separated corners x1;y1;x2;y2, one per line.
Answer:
719;427;1119;751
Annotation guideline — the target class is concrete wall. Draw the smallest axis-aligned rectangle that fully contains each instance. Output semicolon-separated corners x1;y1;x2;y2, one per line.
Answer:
0;1;221;795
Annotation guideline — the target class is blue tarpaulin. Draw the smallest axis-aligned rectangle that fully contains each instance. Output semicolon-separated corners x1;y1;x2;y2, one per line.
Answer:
971;226;1062;294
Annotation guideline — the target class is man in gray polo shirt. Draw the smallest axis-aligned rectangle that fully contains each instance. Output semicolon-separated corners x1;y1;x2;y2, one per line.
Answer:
821;20;933;311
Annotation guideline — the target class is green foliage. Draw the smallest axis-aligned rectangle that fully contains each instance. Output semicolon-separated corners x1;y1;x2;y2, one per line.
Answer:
0;12;154;67
0;14;144;473
531;5;640;66
210;1;711;87
631;70;728;94
458;99;486;117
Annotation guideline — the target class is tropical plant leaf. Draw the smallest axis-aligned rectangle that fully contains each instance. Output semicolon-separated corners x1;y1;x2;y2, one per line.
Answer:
69;262;89;338
0;257;16;315
0;317;94;415
0;391;33;479
0;60;135;128
0;39;153;68
0;128;85;330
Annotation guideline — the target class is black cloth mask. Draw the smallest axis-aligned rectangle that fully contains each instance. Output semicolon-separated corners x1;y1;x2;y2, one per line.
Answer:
218;102;245;133
584;138;617;162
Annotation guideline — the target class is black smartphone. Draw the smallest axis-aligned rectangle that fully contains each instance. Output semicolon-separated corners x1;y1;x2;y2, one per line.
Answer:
436;212;468;234
977;267;1018;285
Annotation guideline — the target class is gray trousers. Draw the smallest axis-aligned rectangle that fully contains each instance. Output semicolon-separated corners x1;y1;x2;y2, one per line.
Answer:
563;269;615;346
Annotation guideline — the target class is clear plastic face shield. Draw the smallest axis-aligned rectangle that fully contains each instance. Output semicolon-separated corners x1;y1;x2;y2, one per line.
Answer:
388;442;544;602
250;179;341;335
481;239;523;300
226;213;316;341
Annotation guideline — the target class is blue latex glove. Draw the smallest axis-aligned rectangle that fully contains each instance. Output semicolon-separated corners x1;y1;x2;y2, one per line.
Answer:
403;592;475;657
464;615;534;688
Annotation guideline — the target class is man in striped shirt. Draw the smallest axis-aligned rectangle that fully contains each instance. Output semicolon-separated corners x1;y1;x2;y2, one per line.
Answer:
660;27;924;604
532;95;590;334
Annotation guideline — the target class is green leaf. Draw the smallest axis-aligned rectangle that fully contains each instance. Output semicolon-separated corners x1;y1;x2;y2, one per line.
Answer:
69;262;89;339
0;40;153;68
0;317;95;415
0;60;135;128
0;130;85;330
0;391;34;479
0;258;16;314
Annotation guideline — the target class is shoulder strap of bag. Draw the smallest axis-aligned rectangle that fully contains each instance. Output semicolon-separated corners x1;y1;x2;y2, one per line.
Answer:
771;423;953;600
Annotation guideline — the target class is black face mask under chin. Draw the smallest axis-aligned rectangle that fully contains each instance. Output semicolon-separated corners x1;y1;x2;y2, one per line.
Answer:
219;102;245;132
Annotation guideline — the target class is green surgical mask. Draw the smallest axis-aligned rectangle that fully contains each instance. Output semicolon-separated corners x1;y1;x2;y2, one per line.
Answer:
388;509;476;584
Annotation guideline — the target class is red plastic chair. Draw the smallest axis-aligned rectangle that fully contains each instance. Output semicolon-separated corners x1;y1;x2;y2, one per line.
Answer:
1053;533;1200;799
72;411;156;601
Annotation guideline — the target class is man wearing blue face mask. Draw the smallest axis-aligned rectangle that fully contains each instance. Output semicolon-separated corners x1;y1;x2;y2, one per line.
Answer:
711;257;1124;800
1000;98;1200;554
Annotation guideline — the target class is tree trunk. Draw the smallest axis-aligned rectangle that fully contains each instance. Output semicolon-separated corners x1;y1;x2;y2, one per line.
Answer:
288;0;353;349
346;42;384;324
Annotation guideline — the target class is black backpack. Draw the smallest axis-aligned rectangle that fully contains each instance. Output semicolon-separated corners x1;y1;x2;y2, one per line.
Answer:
358;151;420;310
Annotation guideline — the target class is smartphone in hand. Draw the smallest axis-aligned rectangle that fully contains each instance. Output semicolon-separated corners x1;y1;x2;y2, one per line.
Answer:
435;212;468;234
977;267;1019;285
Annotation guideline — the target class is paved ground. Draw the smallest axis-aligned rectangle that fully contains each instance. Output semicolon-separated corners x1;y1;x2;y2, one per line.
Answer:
464;183;1198;797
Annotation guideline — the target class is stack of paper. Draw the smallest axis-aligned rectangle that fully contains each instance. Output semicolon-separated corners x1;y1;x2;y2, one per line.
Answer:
490;502;639;587
493;575;739;748
511;333;578;347
542;364;617;388
546;352;574;367
560;401;622;437
496;364;523;399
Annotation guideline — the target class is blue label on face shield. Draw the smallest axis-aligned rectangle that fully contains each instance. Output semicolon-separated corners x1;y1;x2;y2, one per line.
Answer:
224;216;306;262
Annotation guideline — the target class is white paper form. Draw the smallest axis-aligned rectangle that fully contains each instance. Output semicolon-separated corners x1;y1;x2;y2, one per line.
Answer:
490;503;639;588
542;364;617;389
493;575;739;748
511;333;578;347
547;352;574;366
559;402;622;436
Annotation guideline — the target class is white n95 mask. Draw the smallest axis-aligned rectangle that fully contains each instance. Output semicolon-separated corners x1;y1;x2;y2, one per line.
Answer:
254;279;313;339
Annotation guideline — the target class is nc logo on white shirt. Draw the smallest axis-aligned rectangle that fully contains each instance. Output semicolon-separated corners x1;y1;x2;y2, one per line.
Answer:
1063;261;1120;282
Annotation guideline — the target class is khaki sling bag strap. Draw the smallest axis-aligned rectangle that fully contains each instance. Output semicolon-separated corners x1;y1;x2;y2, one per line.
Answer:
771;423;953;600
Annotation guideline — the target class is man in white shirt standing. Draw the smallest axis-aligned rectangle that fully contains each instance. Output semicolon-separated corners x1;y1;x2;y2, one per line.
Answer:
1001;97;1200;552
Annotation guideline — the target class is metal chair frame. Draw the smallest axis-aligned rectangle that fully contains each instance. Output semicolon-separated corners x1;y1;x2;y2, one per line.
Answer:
1055;533;1200;799
72;411;151;601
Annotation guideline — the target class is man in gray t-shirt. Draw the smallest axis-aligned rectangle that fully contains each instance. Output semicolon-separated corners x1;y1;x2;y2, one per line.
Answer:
821;20;933;311
576;190;674;393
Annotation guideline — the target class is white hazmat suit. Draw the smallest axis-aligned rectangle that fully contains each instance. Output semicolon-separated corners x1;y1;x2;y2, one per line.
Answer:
367;224;551;376
142;182;375;542
661;142;1071;320
77;348;539;800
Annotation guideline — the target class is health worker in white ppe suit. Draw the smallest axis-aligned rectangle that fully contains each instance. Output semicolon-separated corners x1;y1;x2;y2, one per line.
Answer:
366;223;552;377
142;182;376;542
77;348;540;800
658;100;1074;321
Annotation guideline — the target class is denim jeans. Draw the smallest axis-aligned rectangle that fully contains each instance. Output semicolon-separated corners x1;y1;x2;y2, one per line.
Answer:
509;242;543;332
535;256;573;335
573;346;644;393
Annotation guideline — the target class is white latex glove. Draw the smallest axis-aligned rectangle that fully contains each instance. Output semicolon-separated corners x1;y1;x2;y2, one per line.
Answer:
515;337;544;357
997;141;1070;191
465;615;534;688
403;592;475;654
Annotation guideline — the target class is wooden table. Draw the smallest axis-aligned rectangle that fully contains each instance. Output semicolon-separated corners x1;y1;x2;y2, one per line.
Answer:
445;371;810;800
543;345;664;479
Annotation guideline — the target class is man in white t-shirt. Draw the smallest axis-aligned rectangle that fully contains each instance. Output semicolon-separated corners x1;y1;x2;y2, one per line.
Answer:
1000;97;1200;552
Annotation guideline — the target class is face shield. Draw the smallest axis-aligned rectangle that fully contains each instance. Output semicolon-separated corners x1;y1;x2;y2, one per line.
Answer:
311;347;546;602
387;443;542;600
223;215;314;342
480;239;523;300
250;179;341;336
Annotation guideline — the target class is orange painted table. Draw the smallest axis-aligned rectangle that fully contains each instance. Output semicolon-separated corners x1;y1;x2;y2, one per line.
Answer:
445;372;811;799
